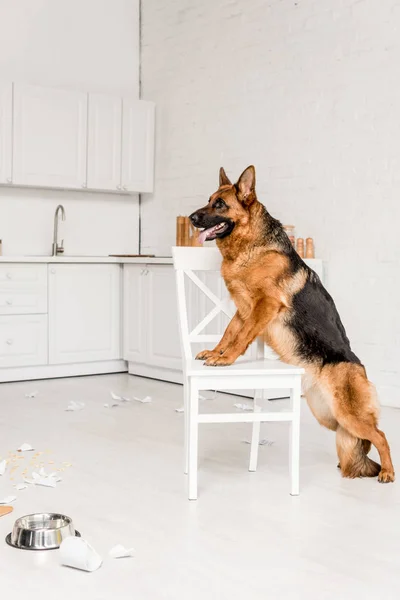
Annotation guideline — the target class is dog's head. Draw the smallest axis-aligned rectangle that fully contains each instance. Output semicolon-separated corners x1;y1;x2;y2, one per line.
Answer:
189;166;257;244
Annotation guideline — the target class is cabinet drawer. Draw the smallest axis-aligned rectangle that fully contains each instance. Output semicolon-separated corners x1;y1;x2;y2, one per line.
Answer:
0;315;48;367
0;289;47;314
0;264;47;287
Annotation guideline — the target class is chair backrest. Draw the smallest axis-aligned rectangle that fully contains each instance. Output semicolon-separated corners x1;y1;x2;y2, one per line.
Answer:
172;246;266;362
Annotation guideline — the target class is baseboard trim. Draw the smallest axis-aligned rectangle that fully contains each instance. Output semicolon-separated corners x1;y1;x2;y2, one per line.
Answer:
0;360;128;383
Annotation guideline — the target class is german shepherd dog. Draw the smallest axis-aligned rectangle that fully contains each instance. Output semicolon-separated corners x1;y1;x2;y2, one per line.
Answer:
189;165;394;483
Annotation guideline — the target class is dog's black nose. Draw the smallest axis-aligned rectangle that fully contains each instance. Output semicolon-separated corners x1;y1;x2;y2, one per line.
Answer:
189;212;200;226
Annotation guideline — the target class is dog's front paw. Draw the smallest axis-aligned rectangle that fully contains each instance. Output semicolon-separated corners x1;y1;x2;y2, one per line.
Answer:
196;349;218;361
205;355;236;367
378;469;395;483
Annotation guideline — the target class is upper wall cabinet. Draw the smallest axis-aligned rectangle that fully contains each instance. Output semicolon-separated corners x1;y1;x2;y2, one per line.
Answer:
1;82;155;194
0;83;12;184
87;94;122;192
13;84;88;189
122;100;155;193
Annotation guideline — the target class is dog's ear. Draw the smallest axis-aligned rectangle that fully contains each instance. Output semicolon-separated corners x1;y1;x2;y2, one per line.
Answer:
219;167;232;187
236;165;256;205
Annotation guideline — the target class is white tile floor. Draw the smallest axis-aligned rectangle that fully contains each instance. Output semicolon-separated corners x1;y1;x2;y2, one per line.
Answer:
0;373;399;599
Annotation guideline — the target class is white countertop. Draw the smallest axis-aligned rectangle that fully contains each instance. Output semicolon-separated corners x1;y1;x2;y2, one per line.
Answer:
0;255;174;264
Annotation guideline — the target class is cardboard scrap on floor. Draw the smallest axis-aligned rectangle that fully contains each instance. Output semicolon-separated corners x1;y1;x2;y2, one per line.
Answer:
0;506;13;517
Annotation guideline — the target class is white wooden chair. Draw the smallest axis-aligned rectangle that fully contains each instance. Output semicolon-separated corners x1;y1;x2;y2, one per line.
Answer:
172;247;304;500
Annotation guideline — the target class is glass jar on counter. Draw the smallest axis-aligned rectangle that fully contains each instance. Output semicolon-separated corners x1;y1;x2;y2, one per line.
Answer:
283;225;295;247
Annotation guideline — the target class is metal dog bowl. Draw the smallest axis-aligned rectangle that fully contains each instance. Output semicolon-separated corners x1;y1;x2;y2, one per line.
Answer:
6;513;80;551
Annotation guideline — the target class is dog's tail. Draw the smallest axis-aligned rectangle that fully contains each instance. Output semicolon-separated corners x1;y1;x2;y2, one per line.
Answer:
336;426;380;478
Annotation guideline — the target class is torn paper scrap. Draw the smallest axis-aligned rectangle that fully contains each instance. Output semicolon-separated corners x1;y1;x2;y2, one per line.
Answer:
110;391;122;401
104;402;119;408
233;403;253;411
109;544;135;559
120;396;131;402
25;391;38;398
66;401;85;411
0;459;6;475
60;537;103;572
15;483;27;491
242;439;274;446
133;396;152;403
24;478;36;485
17;443;34;452
32;470;60;487
0;496;16;504
175;406;184;413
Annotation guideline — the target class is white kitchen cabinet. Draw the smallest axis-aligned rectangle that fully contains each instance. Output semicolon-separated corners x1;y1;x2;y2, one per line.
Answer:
122;100;155;193
123;264;147;363
0;314;47;368
123;264;181;375
13;84;88;189
87;94;122;192
0;83;12;184
146;265;182;370
49;264;121;364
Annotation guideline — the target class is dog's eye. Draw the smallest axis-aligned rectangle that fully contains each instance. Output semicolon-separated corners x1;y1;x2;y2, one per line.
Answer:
213;198;226;209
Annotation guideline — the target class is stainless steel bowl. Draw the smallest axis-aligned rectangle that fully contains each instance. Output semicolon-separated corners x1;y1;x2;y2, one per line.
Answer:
6;513;80;551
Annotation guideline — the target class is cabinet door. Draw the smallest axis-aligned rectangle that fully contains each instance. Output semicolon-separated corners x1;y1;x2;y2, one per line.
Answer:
49;264;121;364
146;265;182;370
87;94;122;191
13;84;88;189
123;265;147;362
0;83;12;184
122;100;155;193
0;315;47;368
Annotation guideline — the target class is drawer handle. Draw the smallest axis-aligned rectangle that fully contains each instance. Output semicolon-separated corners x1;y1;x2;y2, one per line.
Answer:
6;272;13;280
6;298;13;305
6;338;13;345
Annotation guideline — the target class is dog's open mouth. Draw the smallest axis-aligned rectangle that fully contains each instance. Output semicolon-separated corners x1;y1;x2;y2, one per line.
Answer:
198;222;229;244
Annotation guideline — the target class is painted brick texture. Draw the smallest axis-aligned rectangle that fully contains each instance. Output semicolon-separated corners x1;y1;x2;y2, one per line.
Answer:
141;0;400;406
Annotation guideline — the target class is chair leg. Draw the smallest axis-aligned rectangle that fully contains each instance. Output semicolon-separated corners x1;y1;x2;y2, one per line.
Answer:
249;390;262;472
289;382;301;496
188;380;199;500
183;380;189;475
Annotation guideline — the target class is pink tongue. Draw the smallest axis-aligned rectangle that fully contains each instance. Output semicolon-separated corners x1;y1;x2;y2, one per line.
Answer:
198;226;216;244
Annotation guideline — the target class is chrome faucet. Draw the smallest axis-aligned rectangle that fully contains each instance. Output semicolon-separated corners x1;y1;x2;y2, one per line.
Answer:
52;205;66;256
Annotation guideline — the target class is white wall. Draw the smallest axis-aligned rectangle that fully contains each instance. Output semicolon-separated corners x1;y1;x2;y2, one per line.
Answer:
141;0;400;406
0;0;140;256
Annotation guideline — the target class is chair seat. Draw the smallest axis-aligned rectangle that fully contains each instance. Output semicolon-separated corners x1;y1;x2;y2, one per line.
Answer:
186;357;304;377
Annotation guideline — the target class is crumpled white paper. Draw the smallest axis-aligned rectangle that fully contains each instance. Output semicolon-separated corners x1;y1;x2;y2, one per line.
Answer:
133;396;152;403
0;496;16;504
175;406;184;413
17;443;34;452
109;544;135;559
60;537;103;572
25;470;61;487
66;401;85;411
233;403;253;411
0;459;6;475
25;391;38;398
242;439;274;446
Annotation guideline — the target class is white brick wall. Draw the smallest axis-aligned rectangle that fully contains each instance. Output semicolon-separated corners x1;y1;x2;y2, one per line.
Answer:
141;0;400;407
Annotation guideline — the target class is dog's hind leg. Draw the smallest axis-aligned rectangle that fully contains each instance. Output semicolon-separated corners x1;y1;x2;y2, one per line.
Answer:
336;426;380;478
329;364;395;483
